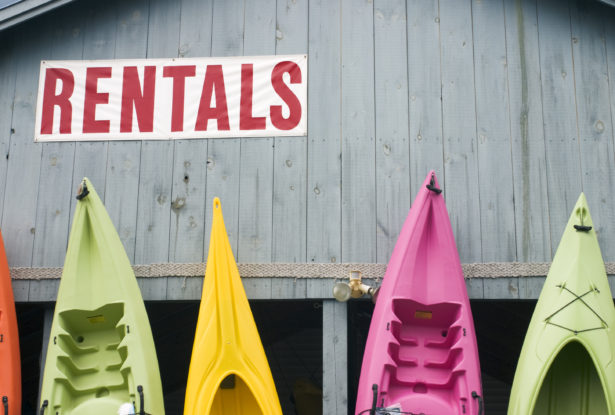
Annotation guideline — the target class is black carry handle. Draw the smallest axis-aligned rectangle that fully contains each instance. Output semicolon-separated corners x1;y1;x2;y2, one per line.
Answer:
138;385;145;415
370;384;378;415
39;400;48;415
426;174;442;194
472;391;483;415
574;224;592;232
3;396;7;415
75;181;89;200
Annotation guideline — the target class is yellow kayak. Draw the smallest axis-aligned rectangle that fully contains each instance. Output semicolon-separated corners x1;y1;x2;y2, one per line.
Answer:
183;198;283;415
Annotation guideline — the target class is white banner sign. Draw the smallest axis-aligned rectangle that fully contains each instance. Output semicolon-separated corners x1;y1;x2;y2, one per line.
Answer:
35;55;307;141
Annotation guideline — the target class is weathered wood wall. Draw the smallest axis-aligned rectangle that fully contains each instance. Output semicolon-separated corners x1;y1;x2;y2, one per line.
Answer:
2;0;615;273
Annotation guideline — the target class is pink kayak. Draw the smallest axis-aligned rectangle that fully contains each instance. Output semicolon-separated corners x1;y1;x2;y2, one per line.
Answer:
355;171;483;415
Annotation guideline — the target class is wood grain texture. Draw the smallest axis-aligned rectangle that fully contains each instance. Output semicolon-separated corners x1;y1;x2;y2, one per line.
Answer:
203;0;244;258
374;0;411;263
341;0;376;263
473;0;516;262
307;0;341;264
104;0;149;262
0;38;16;223
504;0;551;262
134;0;180;265
472;0;517;262
32;7;84;268
536;0;582;255
169;140;208;263
134;140;175;264
69;1;117;219
178;0;213;58
322;300;347;414
272;0;308;263
172;0;213;264
1;25;50;267
238;0;276;271
407;0;444;195
440;0;482;262
569;0;615;260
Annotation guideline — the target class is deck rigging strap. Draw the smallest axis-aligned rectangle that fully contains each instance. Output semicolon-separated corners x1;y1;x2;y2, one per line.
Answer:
2;396;7;415
544;285;608;334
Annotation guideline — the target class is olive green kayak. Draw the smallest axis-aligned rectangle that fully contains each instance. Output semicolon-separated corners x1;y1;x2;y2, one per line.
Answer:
508;193;615;415
39;178;165;415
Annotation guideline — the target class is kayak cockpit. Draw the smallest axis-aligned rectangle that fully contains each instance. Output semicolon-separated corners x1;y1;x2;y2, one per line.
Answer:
379;299;471;413
51;302;133;411
209;374;265;415
534;340;608;415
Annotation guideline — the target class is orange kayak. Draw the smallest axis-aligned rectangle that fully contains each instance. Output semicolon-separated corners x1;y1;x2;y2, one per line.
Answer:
0;230;20;415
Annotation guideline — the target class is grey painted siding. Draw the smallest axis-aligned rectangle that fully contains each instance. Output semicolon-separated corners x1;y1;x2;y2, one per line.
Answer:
1;0;615;273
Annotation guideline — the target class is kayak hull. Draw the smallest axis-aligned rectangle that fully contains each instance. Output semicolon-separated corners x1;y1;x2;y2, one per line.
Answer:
183;198;283;415
508;193;615;415
0;230;21;415
355;171;483;415
39;178;165;415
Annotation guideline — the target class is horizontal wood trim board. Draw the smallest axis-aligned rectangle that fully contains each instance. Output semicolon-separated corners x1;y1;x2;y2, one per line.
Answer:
9;262;612;280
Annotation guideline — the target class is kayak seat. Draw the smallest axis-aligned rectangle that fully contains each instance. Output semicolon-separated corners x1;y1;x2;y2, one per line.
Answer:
52;303;129;399
388;299;464;386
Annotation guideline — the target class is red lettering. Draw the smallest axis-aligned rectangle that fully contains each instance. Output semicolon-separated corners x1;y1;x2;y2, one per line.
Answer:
163;65;196;132
240;64;266;130
195;65;230;131
83;67;112;133
120;66;156;133
40;68;75;134
270;61;302;130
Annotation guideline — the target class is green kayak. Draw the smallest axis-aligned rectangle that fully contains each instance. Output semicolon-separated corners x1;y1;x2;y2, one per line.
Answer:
508;193;615;414
39;178;165;415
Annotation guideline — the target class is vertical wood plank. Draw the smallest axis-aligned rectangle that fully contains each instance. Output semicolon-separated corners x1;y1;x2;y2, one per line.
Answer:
11;280;29;302
607;6;615;230
169;141;208;263
238;0;276;266
570;0;615;260
439;0;482;263
237;139;274;263
134;141;175;264
518;276;545;299
536;0;582;254
504;0;551;262
271;278;307;299
1;25;51;266
407;0;444;195
307;0;341;264
134;0;180;270
374;0;410;263
170;0;213;265
166;276;203;300
28;279;60;302
322;300;348;414
483;278;520;299
272;0;308;263
466;278;484;299
0;39;16;222
32;7;84;268
341;0;376;263
204;0;245;258
472;0;516;261
178;0;213;58
104;0;149;262
70;2;118;220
